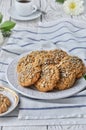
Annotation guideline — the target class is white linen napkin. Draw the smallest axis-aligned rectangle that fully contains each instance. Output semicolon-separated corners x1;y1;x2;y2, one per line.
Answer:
0;18;86;123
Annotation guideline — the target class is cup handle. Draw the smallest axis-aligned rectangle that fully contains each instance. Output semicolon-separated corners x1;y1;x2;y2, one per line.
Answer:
32;5;37;13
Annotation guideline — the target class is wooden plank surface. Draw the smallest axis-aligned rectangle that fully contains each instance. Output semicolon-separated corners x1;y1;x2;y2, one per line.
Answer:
1;117;86;126
48;125;86;130
3;126;47;130
2;125;86;130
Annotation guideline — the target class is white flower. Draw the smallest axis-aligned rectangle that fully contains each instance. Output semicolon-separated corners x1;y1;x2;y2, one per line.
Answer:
63;0;84;16
0;31;4;45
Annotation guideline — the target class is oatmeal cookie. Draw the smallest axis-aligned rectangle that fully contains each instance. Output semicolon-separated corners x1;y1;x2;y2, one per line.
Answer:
50;49;68;64
55;67;76;90
17;54;35;73
18;63;41;87
59;56;86;79
35;64;60;92
17;50;49;72
0;94;11;114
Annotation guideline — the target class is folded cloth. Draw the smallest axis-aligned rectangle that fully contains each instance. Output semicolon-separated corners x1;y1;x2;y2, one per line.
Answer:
0;18;86;123
19;90;86;120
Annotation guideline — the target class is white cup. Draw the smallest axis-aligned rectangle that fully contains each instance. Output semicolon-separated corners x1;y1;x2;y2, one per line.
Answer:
15;0;37;16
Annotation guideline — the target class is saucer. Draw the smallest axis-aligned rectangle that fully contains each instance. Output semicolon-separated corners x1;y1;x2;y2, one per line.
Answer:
8;6;41;21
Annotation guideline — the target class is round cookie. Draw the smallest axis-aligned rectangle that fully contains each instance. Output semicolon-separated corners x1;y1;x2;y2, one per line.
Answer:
17;50;49;73
55;67;76;90
17;54;35;73
18;63;41;87
50;49;68;64
59;56;86;79
35;64;60;92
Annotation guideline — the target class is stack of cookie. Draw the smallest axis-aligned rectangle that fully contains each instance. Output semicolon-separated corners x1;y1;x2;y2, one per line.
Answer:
17;49;86;92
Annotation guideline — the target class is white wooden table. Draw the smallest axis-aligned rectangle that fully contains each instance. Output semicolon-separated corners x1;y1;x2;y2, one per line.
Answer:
0;0;86;130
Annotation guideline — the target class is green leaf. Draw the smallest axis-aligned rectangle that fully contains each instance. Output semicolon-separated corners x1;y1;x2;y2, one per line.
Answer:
83;75;86;80
56;0;64;3
0;13;3;23
0;21;16;31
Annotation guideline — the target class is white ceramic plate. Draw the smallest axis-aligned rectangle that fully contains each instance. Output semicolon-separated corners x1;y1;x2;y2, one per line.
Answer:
0;86;19;116
6;51;86;100
8;6;41;21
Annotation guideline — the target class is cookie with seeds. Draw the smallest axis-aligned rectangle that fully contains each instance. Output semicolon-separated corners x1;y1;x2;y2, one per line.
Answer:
55;67;76;90
50;49;68;64
17;54;35;73
59;56;86;79
18;63;41;87
17;50;49;72
35;64;60;92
